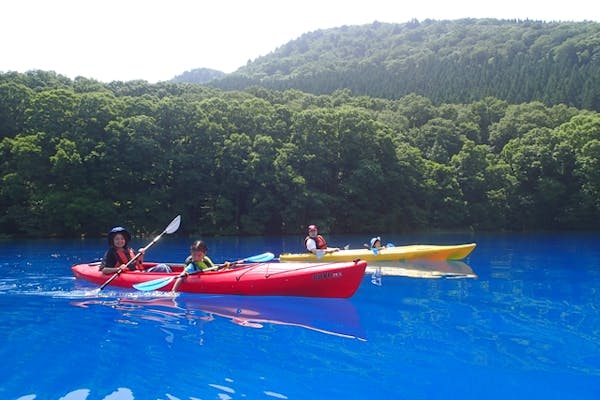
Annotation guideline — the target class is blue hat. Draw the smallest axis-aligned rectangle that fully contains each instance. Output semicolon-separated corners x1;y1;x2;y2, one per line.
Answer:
108;226;131;245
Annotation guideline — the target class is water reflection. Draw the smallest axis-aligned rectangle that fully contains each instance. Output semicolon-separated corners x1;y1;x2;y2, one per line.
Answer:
16;387;134;400
366;260;477;285
71;294;366;341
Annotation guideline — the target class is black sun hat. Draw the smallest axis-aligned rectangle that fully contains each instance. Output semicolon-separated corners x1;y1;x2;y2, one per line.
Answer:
107;226;131;245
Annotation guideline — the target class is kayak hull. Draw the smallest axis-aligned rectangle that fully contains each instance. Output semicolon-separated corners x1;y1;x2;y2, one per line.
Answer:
72;260;367;298
279;243;476;262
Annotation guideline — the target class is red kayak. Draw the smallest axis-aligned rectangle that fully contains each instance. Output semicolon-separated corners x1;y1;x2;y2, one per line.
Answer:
71;260;367;298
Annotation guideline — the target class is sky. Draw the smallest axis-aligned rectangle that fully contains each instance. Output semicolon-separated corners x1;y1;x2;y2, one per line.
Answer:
3;0;598;83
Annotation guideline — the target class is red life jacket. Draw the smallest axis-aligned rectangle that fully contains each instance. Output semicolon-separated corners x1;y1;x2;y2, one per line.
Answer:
115;248;143;271
304;235;328;251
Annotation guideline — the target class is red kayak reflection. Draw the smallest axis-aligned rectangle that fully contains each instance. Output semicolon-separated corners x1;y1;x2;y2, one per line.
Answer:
72;295;366;341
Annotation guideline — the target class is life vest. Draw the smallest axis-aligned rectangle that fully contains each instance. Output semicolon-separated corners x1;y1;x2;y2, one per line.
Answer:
187;256;215;272
304;235;328;251
115;248;143;271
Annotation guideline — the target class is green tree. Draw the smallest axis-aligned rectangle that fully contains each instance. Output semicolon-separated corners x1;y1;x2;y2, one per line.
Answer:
451;141;494;228
0;82;33;139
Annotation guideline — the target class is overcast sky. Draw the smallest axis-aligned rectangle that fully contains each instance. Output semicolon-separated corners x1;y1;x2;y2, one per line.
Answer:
2;0;597;83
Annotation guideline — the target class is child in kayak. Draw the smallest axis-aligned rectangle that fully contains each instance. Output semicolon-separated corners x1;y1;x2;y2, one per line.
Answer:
171;240;216;292
369;236;384;250
364;236;394;253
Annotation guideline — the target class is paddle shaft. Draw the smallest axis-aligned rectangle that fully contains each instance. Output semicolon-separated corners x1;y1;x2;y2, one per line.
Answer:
133;252;274;292
172;252;274;291
99;251;143;290
134;261;251;292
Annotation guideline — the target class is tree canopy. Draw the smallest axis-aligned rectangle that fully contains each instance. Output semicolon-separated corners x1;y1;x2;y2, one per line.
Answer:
1;70;598;238
210;19;600;112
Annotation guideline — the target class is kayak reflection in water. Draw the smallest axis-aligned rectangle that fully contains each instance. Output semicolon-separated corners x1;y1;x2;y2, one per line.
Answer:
366;259;477;281
71;295;366;341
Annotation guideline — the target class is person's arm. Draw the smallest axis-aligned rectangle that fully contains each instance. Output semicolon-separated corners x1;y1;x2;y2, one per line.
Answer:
171;263;194;292
99;251;123;275
306;238;317;254
99;250;112;269
135;247;145;271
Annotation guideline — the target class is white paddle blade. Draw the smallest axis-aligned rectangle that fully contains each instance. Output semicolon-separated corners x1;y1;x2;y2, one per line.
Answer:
165;215;181;234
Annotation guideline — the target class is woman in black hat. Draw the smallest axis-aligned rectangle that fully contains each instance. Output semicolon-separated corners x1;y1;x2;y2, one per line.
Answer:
99;226;144;274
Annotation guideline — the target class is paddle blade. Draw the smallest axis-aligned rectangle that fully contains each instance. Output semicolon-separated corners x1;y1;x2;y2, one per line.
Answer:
165;215;181;234
244;252;275;263
315;249;325;259
133;276;175;291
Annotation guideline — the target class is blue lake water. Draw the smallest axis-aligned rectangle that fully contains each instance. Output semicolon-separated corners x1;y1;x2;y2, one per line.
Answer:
1;231;599;400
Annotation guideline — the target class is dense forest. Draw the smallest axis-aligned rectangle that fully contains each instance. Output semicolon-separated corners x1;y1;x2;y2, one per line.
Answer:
209;19;600;112
1;19;599;238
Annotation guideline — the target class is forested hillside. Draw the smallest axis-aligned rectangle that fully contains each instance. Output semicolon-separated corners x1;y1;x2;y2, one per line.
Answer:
211;19;600;112
172;68;225;84
1;70;599;238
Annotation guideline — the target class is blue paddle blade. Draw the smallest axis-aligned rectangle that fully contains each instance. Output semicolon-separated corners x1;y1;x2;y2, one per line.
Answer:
244;252;275;263
386;243;395;248
371;248;379;255
133;276;175;291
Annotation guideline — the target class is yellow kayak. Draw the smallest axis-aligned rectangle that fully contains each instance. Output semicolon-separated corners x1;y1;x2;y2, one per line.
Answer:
279;243;476;262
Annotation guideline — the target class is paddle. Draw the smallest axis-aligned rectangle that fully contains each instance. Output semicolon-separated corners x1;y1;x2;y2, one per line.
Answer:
315;244;349;259
99;215;182;290
132;251;276;292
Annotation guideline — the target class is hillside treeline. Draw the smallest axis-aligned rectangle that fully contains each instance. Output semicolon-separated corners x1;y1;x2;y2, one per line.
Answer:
211;19;600;112
1;71;599;238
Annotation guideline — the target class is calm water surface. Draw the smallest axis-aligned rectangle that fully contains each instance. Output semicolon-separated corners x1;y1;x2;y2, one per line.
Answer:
1;232;599;399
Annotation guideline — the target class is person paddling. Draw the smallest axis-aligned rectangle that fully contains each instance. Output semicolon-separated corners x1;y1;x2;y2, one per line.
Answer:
171;240;216;293
304;224;340;255
368;236;384;250
99;226;145;274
